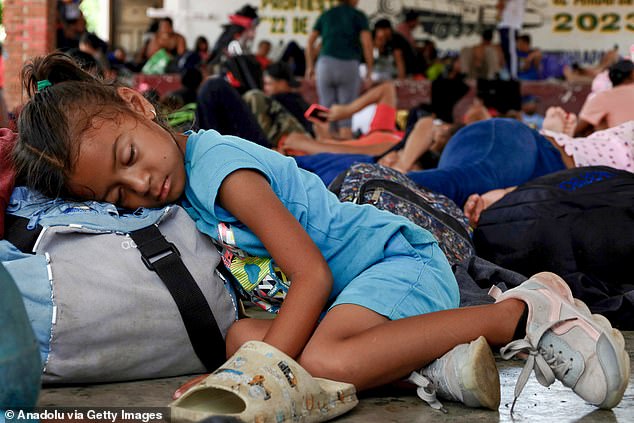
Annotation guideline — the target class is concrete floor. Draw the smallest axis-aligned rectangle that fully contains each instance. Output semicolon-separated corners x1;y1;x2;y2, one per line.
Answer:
37;332;633;423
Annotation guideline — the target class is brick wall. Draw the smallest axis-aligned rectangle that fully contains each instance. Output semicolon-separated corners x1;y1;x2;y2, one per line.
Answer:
4;0;57;111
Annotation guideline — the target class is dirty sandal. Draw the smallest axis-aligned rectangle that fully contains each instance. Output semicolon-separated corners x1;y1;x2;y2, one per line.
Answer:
170;341;359;422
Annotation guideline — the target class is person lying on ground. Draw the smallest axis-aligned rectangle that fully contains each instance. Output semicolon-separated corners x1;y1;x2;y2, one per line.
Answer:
280;81;403;156
464;107;634;226
574;59;634;136
14;52;629;413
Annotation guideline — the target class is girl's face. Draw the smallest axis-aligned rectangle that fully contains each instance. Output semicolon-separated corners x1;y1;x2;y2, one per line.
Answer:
66;88;188;210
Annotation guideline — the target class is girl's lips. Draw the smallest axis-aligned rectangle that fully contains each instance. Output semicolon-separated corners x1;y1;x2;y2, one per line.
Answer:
158;176;170;202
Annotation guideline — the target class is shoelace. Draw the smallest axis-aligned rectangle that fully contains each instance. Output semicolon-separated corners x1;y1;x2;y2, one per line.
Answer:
406;371;448;413
500;316;576;413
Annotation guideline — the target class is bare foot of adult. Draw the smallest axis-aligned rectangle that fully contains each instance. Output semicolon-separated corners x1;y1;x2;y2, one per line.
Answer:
463;187;516;227
543;107;577;136
464;194;486;228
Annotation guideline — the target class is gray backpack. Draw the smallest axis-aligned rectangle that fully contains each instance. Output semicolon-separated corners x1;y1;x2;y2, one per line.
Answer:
2;187;237;384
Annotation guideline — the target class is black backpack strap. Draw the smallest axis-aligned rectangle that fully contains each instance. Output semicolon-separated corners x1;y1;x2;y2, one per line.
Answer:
130;224;226;371
4;214;42;252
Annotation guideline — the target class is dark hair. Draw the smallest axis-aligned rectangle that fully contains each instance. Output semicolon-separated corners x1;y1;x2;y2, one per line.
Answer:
481;29;494;42
160;17;174;27
14;52;170;198
65;48;104;78
373;19;393;31
518;34;531;44
404;9;419;22
79;32;107;53
608;59;634;86
235;5;258;20
180;67;203;91
195;36;209;51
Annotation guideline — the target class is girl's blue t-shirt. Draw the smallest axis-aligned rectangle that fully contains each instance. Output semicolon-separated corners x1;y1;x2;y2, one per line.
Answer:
182;130;437;300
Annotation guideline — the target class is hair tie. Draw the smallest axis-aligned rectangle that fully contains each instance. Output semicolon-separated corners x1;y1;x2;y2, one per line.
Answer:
37;79;52;92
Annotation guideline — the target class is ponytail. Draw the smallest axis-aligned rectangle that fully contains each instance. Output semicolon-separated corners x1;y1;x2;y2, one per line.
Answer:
14;52;170;199
21;52;97;97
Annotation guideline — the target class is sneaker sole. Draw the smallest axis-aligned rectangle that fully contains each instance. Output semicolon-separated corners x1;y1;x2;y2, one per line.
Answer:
535;273;630;408
460;336;501;410
591;314;631;409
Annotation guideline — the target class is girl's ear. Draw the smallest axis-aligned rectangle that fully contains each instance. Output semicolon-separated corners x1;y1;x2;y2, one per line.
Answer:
116;87;155;120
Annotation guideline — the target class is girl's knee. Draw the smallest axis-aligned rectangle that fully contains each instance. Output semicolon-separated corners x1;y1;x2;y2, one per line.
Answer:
299;343;359;383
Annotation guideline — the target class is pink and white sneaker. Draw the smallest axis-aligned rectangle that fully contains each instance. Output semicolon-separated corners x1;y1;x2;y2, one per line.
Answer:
490;272;630;411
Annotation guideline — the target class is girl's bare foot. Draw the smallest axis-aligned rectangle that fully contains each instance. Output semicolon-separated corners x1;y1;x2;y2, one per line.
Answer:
543;107;577;136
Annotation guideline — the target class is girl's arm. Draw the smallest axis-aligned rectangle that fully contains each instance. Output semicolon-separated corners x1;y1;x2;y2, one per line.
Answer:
217;169;333;358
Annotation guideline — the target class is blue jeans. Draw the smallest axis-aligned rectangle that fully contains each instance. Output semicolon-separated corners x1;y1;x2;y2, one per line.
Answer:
407;119;566;207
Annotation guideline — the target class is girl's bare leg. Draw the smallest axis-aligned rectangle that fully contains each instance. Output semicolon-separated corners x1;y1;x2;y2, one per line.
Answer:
226;299;524;391
297;300;524;390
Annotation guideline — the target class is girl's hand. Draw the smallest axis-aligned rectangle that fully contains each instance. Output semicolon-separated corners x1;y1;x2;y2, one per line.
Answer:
217;170;333;358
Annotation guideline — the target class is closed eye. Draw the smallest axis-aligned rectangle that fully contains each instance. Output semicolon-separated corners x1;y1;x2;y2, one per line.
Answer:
126;145;136;166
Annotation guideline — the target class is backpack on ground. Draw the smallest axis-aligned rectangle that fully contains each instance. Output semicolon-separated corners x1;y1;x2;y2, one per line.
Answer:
473;166;634;328
474;166;634;278
2;187;238;384
329;163;475;265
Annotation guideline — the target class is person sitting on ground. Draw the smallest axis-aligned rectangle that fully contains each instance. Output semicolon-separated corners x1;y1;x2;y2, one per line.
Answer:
209;5;259;66
161;67;204;111
396;9;419;48
520;95;544;129
241;64;314;148
78;32;109;72
14;51;630;415
516;34;542;81
574;59;634;136
194;36;210;64
255;40;272;69
371;19;418;80
563;47;619;83
464;106;634;226
145;17;187;60
243;61;314;138
459;29;501;80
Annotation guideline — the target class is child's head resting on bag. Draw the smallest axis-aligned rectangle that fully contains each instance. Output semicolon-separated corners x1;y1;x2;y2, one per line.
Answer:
14;52;188;209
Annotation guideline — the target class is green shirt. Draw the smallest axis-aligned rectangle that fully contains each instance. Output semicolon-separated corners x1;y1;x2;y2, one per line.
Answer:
313;4;369;61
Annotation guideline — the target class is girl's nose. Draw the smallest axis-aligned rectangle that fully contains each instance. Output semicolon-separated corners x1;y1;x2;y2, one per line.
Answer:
124;169;150;196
